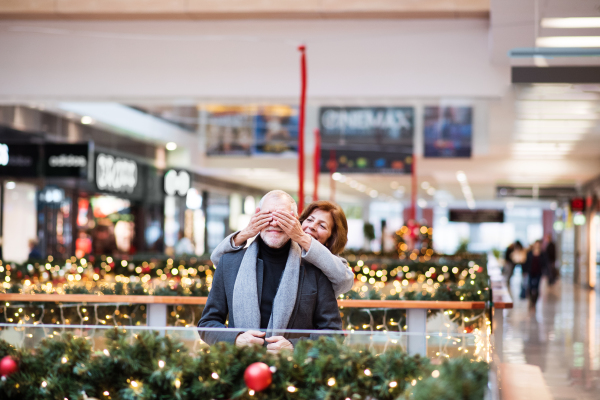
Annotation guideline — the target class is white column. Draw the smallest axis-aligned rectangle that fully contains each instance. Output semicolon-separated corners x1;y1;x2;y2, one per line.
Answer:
406;308;427;356
147;304;167;335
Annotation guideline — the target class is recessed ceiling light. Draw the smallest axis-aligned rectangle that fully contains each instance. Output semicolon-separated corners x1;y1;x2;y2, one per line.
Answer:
456;171;467;182
537;36;600;48
541;17;600;29
332;172;342;181
166;142;177;151
80;116;94;125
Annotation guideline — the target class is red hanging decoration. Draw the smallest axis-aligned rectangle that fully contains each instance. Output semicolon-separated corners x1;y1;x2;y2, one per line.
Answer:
0;355;18;377
297;45;307;213
244;362;272;392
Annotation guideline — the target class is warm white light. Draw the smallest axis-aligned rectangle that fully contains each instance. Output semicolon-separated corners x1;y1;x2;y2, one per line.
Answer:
332;172;341;181
537;36;600;48
327;378;336;386
574;213;586;226
389;381;398;388
542;17;600;29
166;142;177;151
80;116;94;125
158;360;165;368
364;369;371;376
421;181;430;189
417;199;427;208
131;381;138;388
369;190;378;198
287;386;297;392
5;181;15;190
211;372;219;379
427;187;436;196
432;370;440;378
456;171;467;182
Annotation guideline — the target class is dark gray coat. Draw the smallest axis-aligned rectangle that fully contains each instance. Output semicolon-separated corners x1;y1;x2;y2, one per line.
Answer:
198;248;342;345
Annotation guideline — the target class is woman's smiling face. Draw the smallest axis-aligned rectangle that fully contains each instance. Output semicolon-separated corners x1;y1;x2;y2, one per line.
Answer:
301;209;333;245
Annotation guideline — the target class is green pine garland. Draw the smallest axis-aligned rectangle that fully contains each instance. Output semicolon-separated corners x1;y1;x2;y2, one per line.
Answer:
0;329;488;400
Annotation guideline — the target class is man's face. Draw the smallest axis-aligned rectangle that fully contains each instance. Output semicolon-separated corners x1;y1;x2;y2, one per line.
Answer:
259;196;293;248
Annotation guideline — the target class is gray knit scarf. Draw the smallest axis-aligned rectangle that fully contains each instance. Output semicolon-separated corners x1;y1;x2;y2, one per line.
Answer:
232;238;301;336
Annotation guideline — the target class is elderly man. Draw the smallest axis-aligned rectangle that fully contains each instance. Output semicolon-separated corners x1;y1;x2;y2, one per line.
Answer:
198;190;342;351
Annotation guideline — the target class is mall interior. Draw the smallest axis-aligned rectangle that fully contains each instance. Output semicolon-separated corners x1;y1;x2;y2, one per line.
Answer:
0;1;598;399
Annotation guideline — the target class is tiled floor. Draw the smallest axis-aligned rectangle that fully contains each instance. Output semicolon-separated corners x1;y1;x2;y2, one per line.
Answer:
502;270;600;400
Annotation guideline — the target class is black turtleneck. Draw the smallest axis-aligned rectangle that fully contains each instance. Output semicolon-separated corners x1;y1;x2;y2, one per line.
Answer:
257;235;291;329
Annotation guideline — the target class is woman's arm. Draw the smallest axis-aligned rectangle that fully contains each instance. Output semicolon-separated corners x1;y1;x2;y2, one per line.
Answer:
301;238;354;297
210;231;245;266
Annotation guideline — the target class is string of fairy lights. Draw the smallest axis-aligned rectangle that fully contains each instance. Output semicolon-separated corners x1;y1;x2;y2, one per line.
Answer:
0;253;490;335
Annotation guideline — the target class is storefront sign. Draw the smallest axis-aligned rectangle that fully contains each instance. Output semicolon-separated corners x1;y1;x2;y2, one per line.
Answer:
0;144;40;177
449;209;504;223
318;107;414;174
0;144;8;166
95;153;138;194
164;169;191;196
44;143;90;178
319;107;414;144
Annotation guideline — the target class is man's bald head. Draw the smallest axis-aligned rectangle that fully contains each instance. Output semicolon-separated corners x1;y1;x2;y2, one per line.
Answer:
258;190;297;216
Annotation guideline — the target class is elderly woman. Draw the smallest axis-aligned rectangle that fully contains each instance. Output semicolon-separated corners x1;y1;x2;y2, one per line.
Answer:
211;200;354;297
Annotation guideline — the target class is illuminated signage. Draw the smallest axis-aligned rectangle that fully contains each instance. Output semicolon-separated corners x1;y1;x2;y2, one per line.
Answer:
95;153;138;194
48;154;86;168
0;144;39;177
164;169;191;196
44;143;91;178
0;144;8;166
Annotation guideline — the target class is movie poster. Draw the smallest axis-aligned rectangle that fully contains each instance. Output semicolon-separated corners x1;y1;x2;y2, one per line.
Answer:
205;105;298;156
423;106;473;158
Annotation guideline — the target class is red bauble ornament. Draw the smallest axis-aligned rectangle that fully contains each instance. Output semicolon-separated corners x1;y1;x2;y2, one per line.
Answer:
0;355;18;377
244;362;272;392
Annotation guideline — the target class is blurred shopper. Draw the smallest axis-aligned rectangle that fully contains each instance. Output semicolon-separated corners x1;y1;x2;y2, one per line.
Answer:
174;230;195;255
506;240;525;286
543;233;558;285
504;242;515;282
28;239;42;260
523;240;548;308
211;199;354;297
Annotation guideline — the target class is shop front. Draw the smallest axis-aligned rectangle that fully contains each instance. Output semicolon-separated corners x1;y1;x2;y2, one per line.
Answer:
0;140;165;261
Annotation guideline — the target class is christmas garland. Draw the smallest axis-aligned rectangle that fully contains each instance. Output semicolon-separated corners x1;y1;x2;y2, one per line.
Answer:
0;329;488;400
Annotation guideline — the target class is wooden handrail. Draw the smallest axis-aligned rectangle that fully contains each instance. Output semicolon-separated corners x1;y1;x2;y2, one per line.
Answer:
337;299;485;309
0;294;486;309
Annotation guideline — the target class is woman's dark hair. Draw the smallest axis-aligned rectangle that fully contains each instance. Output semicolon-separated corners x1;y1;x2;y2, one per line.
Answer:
299;200;348;255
